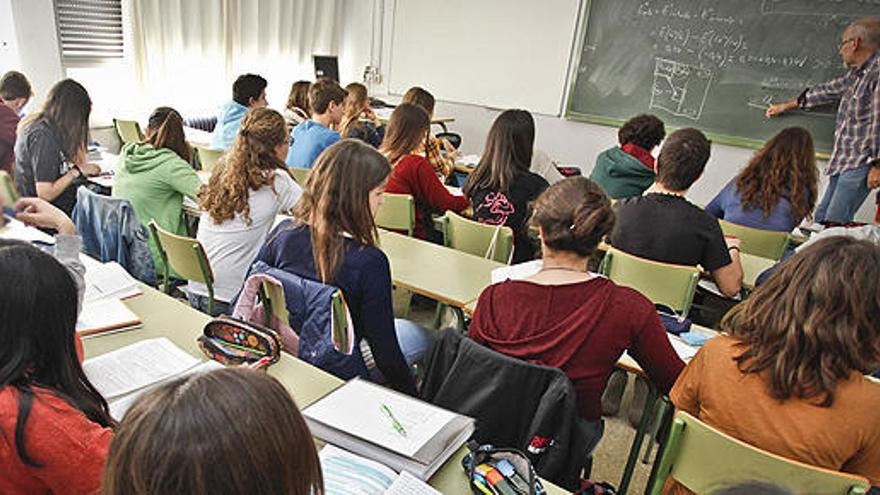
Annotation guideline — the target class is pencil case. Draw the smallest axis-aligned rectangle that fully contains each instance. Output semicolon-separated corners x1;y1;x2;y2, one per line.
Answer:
462;442;544;495
197;316;281;369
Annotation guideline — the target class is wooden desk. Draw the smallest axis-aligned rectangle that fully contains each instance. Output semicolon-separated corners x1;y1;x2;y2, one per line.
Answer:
83;286;566;494
378;229;504;308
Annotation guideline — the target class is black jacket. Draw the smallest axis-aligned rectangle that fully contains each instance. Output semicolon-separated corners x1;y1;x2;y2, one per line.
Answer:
420;331;603;491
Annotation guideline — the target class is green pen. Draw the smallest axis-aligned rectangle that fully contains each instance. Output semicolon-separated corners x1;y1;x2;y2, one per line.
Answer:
380;403;407;438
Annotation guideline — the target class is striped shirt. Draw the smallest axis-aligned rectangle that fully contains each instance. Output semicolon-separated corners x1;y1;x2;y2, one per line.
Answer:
799;50;880;176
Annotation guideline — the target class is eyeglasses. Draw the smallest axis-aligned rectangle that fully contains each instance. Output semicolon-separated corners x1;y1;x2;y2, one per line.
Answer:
840;38;856;49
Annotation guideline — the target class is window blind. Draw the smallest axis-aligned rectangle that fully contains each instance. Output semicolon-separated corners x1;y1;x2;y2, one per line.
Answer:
54;0;123;66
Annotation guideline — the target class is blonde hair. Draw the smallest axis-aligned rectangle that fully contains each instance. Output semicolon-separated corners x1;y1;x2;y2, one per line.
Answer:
340;82;368;136
199;108;290;224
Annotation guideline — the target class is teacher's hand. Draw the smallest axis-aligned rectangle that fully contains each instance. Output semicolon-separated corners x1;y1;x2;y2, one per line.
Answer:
868;166;880;189
766;99;797;118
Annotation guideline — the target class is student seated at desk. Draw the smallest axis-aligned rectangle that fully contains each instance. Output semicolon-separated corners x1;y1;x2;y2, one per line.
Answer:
590;114;665;199
210;73;268;150
463;109;548;263
286;78;346;169
468;177;685;423
193;108;302;315
256;139;431;395
14;79;101;216
706;127;818;233
401;86;458;180
667;237;880;493
0;198;114;495
103;368;323;495
0;70;32;175
381;103;470;242
340;82;385;148
283;80;311;128
610;128;744;298
112;107;202;279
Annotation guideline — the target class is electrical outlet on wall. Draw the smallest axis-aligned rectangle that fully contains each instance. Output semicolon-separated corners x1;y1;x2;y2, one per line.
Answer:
363;65;382;85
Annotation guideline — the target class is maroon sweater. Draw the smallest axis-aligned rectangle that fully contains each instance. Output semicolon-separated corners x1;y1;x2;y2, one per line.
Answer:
468;277;685;421
0;104;20;175
386;154;470;239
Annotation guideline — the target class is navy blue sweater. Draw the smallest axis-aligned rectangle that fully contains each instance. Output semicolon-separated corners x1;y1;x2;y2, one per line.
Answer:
256;223;416;394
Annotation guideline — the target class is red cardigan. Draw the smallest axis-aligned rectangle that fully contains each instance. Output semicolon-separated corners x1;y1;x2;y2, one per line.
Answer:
386;154;470;239
468;277;685;421
0;103;20;174
0;386;112;495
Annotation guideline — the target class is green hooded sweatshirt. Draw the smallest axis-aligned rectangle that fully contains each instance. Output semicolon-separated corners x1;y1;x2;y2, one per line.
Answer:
590;146;655;199
112;142;201;278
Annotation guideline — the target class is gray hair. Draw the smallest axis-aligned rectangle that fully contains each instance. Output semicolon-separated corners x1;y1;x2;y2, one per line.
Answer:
847;17;880;48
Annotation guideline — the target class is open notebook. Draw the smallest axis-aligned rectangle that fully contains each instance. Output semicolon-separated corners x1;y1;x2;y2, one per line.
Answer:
76;297;142;337
320;445;442;495
304;378;474;481
83;337;222;421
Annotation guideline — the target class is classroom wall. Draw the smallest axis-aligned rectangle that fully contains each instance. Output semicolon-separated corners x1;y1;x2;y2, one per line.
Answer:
0;0;21;74
366;0;875;224
7;0;64;109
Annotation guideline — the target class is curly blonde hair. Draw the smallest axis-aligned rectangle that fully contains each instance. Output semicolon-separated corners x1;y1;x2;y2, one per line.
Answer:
199;108;290;225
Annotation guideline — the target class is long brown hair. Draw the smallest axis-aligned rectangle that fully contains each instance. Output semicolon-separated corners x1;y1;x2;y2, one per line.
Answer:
379;103;429;166
286;80;311;114
463;109;535;196
199;107;290;225
402;86;435;117
721;236;880;407
291;139;390;283
22;79;91;160
736;127;818;222
145;106;192;163
102;367;323;495
531;177;615;258
340;82;369;136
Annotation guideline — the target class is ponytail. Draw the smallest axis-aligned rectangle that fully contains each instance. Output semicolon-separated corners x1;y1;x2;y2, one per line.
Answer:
147;107;192;163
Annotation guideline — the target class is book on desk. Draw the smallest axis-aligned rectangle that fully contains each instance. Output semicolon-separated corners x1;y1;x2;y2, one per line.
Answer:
303;378;475;481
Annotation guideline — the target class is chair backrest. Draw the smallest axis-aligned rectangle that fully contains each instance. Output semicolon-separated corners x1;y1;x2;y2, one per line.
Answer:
374;193;415;236
718;219;790;261
193;144;225;173
114;118;145;144
441;211;514;264
289;167;310;186
148;220;213;286
435;131;462;149
649;411;870;495
599;248;700;317
0;171;18;207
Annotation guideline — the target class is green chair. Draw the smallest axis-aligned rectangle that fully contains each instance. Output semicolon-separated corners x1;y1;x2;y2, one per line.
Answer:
0;171;18;208
148;221;218;315
718;219;790;261
258;278;289;331
375;193;416;236
193;144;225;173
114;118;145;145
648;411;870;495
440;211;514;264
290;167;310;186
599;247;700;318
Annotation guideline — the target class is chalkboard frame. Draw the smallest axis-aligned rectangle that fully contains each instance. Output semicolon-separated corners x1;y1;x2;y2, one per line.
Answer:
563;0;833;158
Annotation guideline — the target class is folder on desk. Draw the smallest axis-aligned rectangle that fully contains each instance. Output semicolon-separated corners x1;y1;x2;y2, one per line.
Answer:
303;378;475;481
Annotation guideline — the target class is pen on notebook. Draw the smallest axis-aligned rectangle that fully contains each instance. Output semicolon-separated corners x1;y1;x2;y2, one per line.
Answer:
379;403;407;437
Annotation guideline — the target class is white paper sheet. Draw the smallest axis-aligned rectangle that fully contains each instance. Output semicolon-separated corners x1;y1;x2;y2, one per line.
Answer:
83;338;200;399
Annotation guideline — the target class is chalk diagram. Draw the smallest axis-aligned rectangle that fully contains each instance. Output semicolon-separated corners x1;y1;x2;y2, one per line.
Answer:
650;58;714;121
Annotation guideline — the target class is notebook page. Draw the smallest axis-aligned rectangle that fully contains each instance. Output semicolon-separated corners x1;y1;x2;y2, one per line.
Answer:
305;380;456;458
83;338;200;399
76;298;141;335
320;445;398;495
107;360;223;421
386;471;442;495
83;261;141;303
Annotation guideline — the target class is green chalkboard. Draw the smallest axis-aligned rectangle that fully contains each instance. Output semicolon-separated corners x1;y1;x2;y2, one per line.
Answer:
567;0;880;153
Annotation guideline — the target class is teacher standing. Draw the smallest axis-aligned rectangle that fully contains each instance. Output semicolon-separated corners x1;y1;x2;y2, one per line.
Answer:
767;17;880;224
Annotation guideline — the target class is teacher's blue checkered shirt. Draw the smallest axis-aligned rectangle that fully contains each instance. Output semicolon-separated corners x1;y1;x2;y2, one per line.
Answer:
799;50;880;176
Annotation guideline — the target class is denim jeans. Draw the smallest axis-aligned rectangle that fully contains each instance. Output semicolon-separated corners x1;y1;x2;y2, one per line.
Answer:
815;166;871;224
391;318;434;366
